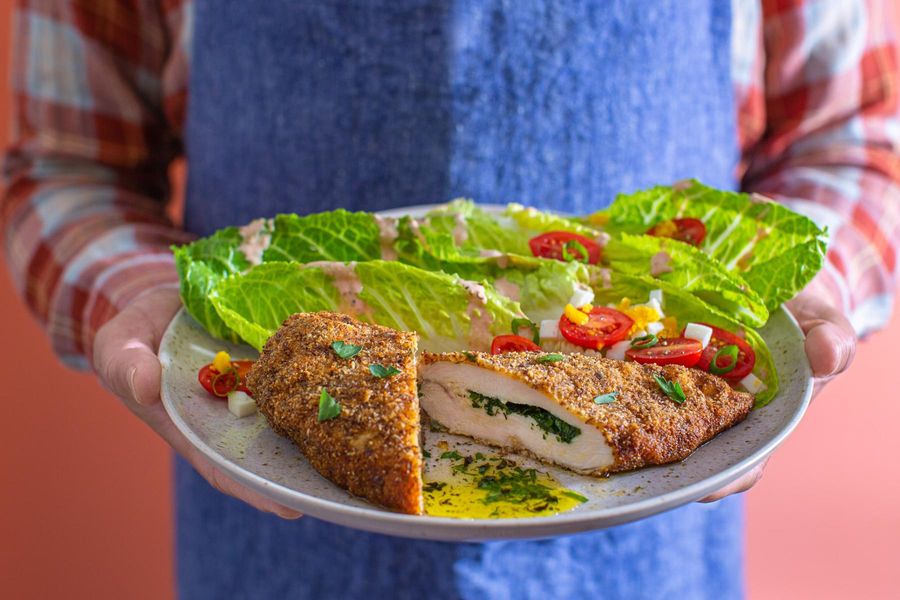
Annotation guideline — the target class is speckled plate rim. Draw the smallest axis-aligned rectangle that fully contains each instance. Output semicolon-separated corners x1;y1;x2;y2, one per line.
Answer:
160;204;814;541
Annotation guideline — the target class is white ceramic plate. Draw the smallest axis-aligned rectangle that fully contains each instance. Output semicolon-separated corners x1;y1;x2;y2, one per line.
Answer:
160;205;813;541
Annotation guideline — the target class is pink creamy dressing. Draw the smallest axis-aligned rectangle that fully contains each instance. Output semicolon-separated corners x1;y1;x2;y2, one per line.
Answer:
305;261;372;316
650;251;673;276
238;218;273;266
374;216;398;260
594;231;611;247
493;277;520;301
459;279;493;351
590;267;612;289
478;249;510;269
453;213;469;245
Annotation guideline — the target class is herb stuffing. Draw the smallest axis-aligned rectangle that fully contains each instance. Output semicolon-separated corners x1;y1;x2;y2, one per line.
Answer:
468;391;581;443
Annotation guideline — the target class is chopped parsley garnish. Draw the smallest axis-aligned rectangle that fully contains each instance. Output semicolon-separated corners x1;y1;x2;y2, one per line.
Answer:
330;340;361;360
653;374;686;404
317;388;341;421
537;353;565;363
369;364;401;378
560;490;589;503
463;351;477;363
511;318;540;345
593;391;618;404
422;449;431;458
440;450;463;460
468;391;581;444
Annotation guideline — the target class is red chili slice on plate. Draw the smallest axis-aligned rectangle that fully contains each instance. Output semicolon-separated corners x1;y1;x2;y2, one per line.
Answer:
558;306;634;350
491;334;542;354
198;360;255;398
528;231;602;265
689;324;756;381
625;336;703;367
646;218;707;246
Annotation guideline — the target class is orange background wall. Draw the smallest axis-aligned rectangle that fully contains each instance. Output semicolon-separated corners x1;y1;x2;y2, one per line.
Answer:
1;4;898;599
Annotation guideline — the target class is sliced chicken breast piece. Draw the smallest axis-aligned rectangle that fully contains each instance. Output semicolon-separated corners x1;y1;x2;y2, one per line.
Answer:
419;352;754;476
247;312;423;514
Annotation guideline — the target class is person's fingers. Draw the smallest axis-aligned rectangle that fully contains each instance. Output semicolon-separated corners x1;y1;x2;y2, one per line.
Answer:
93;287;183;406
698;459;768;503
787;292;856;380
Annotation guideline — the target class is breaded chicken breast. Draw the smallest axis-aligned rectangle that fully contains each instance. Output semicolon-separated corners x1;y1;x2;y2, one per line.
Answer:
246;312;423;514
419;351;753;476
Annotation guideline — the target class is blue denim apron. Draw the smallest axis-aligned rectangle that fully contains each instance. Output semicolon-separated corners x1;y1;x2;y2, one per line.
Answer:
180;2;743;598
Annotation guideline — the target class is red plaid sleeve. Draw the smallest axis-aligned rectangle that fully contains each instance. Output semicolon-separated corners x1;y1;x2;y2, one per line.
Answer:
736;0;900;336
1;0;193;368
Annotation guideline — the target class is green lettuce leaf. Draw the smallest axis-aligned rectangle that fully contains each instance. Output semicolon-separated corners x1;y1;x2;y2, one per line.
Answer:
208;260;525;352
173;227;252;342
592;272;778;406
588;180;827;309
602;234;769;327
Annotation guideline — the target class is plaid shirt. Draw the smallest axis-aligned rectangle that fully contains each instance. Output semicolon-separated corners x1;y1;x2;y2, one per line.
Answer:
3;1;899;369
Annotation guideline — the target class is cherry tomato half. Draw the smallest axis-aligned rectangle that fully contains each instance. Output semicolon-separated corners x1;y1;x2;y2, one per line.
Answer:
528;231;602;265
198;360;255;398
646;218;707;246
559;306;633;350
689;324;756;381
491;334;542;354
625;336;703;367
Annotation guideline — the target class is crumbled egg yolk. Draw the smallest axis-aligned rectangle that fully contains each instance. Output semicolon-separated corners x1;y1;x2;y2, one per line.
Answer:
622;305;661;335
580;303;594;313
660;316;680;337
212;351;232;373
564;303;589;326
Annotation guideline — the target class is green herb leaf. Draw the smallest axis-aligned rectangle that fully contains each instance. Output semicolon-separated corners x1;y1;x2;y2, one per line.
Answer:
630;333;658;349
511;317;540;345
709;344;739;375
593;392;619;404
561;490;589;503
317;388;341;421
463;351;477;363
653;374;686;404
440;450;463;460
369;363;401;378
537;353;565;363
331;340;361;360
422;449;431;459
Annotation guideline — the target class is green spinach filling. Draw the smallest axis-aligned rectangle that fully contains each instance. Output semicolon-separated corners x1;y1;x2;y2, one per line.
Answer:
468;391;582;444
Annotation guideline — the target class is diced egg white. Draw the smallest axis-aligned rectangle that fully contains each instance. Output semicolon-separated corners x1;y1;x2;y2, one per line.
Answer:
646;321;664;335
228;391;257;418
605;340;631;361
684;322;713;348
649;289;664;307
740;373;766;394
568;285;595;308
644;297;665;318
540;319;562;340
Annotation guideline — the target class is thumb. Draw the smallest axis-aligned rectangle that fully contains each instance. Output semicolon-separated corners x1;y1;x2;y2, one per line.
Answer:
93;287;183;407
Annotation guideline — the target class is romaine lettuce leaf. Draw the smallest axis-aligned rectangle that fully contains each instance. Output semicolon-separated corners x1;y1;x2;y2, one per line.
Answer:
208;261;526;352
587;180;827;309
602;234;769;327
592;272;778;406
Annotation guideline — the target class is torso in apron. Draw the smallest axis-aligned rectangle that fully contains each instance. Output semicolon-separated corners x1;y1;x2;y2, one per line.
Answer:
179;2;743;598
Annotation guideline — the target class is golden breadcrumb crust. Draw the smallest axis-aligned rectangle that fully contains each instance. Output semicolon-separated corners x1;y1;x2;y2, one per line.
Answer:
247;312;423;514
420;352;754;475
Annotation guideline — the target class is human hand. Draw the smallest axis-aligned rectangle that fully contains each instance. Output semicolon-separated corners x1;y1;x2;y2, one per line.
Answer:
698;288;857;502
92;286;301;519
